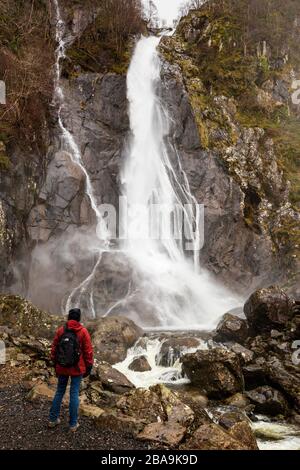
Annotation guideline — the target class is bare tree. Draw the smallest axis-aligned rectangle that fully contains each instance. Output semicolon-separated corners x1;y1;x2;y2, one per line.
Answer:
144;0;159;28
99;0;143;55
179;0;205;18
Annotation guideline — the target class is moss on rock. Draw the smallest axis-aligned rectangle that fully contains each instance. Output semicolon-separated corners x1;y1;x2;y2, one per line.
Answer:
159;0;300;282
0;294;61;339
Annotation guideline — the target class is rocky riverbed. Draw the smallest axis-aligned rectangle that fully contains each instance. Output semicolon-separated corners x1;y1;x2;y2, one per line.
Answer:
0;285;299;450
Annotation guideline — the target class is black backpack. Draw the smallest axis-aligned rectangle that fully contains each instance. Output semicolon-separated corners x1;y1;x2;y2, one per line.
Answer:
55;325;81;367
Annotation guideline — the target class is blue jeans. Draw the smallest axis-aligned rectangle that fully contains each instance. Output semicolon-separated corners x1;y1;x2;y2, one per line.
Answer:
49;375;82;427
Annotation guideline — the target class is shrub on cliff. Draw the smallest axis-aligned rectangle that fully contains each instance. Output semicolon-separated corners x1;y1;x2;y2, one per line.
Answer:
64;0;145;75
0;0;54;154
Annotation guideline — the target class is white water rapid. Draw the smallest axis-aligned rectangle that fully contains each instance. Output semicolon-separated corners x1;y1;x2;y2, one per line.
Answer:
114;335;208;388
120;35;240;330
52;0;110;317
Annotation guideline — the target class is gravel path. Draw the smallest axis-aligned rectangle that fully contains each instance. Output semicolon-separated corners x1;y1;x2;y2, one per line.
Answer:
0;385;150;450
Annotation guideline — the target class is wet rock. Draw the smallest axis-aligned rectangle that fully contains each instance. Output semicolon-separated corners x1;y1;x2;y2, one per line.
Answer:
138;422;186;447
150;384;194;427
229;421;259;450
174;387;211;432
265;358;300;412
116;388;165;423
225;393;250;409
181;348;244;398
245;386;289;416
158;337;200;367
218;410;249;430
226;342;254;364
92;316;143;364
214;313;249;344
243;363;268;390
96;362;134;394
128;356;151;372
175;387;209;409
182;423;248;450
244;287;295;333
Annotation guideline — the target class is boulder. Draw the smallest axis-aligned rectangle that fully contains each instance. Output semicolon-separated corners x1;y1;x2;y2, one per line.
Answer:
96;361;134;394
157;337;200;367
96;410;145;436
229;421;259;450
27;382;56;402
176;387;209;409
11;336;51;360
225;393;250;409
226;343;254;364
242;363;268;390
92;316;143;364
218;410;249;430
138;422;186;447
265;358;300;412
245;386;289;416
79;403;104;419
216;410;258;450
174;388;211;431
244;287;295;333
150;384;194;427
214;313;249;344
86;382;118;408
128;355;151;372
181;348;244;399
116;388;165;423
182;423;248;450
0;295;61;339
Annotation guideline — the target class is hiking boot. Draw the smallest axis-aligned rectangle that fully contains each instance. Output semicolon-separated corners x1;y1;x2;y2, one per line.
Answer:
69;423;80;433
48;418;61;428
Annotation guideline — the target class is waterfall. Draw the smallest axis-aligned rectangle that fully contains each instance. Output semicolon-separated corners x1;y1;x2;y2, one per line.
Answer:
120;35;240;329
52;0;109;317
51;0;240;329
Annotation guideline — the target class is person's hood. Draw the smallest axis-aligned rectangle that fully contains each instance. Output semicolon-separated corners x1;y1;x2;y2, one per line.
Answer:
66;319;83;332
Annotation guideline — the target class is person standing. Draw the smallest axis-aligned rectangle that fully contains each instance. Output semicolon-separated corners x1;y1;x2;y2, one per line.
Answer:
48;308;93;432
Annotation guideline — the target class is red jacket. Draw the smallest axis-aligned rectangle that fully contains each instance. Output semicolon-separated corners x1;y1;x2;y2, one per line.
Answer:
51;320;93;376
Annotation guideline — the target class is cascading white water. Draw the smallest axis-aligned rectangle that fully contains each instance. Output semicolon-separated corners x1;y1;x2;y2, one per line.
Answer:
52;0;109;317
121;35;240;329
51;0;240;329
114;335;208;388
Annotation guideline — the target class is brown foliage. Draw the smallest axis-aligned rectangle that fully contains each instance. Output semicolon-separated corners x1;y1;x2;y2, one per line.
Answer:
99;0;143;55
0;0;54;151
65;0;144;75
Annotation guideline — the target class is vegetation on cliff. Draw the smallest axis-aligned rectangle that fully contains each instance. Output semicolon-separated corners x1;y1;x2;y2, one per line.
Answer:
160;0;300;284
0;0;54;158
62;0;145;76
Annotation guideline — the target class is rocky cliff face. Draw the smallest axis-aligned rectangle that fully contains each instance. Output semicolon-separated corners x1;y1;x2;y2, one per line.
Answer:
0;0;54;296
0;1;131;312
159;1;300;296
27;71;129;312
0;0;299;315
